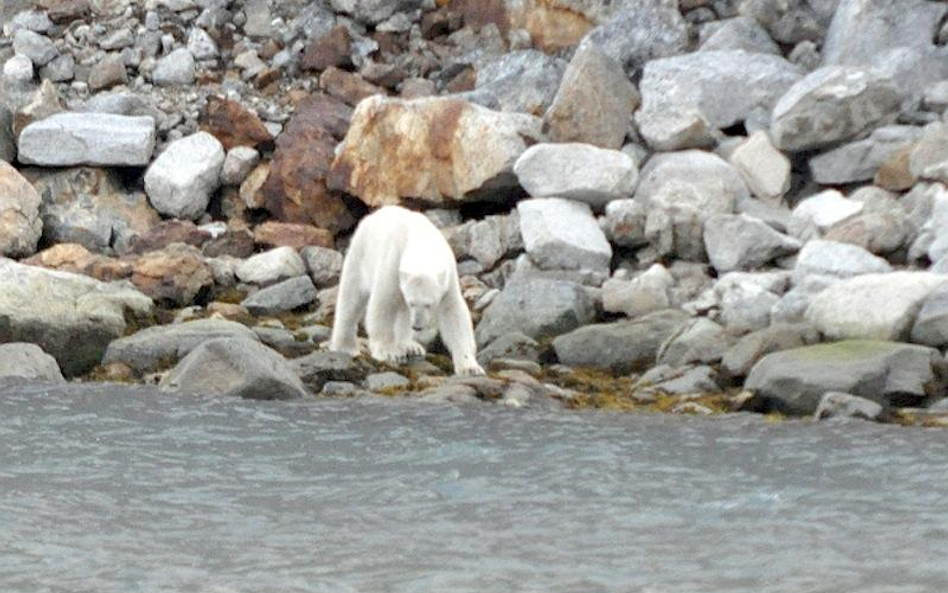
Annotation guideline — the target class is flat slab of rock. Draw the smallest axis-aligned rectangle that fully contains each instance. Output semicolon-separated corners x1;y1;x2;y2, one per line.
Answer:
17;112;156;167
235;246;307;286
0;342;65;383
241;275;317;315
475;277;596;347
329;96;541;206
0;257;153;376
552;309;689;374
770;66;901;152
806;272;948;341
517;198;612;274
746;340;942;414
144;131;225;220
791;240;892;285
103;319;259;374
513;143;637;208
635;50;802;151
159;336;307;400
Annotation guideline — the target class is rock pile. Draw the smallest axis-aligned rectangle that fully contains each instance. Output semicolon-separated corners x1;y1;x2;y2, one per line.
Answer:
3;0;948;423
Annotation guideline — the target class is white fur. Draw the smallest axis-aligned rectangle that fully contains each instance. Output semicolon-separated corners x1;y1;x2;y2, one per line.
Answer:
329;206;485;376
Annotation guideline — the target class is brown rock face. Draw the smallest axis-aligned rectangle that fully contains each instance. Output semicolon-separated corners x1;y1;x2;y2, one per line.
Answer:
319;67;385;106
253;221;334;250
129;220;212;254
875;145;917;192
329;95;541;207
39;0;91;23
301;25;352;72
452;0;594;52
544;42;639;150
87;54;127;92
262;93;357;234
24;243;133;282
203;226;255;258
201;95;274;151
131;244;214;307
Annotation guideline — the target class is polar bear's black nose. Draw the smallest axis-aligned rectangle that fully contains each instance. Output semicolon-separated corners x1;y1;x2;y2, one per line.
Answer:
412;324;425;331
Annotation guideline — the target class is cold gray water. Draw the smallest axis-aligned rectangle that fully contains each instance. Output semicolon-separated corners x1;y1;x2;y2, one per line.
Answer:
2;383;947;593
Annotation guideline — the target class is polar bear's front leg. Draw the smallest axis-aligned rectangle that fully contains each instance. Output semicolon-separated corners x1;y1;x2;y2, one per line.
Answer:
366;287;411;364
329;264;367;358
438;283;485;376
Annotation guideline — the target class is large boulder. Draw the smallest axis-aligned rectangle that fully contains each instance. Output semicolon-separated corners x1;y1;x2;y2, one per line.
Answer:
103;318;260;374
514;143;637;208
582;0;689;73
144;131;225;220
821;0;946;66
328;96;541;207
806;272;948;341
703;213;800;273
474;277;596;347
552;309;689;373
635;51;802;151
517;198;612;275
22;167;160;255
159;337;307;400
0;258;153;376
770;66;901;152
809;125;924;185
543;41;639;150
0;342;65;384
0;161;42;257
262;93;356;234
791;240;892;285
17;112;156;167
746;340;944;414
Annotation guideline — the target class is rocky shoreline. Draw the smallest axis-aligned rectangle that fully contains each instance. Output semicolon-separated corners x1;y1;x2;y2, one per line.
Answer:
3;0;948;426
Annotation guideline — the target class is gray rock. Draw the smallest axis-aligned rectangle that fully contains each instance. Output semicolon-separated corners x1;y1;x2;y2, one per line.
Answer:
739;0;837;44
703;213;800;273
770;66;901;152
329;0;421;25
187;27;218;60
544;41;639;150
517;198;612;274
552;309;690;373
656;317;731;367
719;280;780;334
251;326;318;358
471;50;566;115
870;47;948;115
909;122;948;183
746;340;942;414
0;161;42;257
806;272;948;341
241;275;317;315
0;105;13;162
152;48;195;86
160;337;307;400
220;146;259;186
601;198;648;249
301;245;343;288
822;0;946;66
364;371;410;392
923;80;948;112
0;258;153;377
727;131;791;203
910;284;948;348
810;125;924;185
475;277;596;347
0;343;64;383
243;0;274;35
699;16;781;54
144;131;224;220
236;246;307;286
444;212;521;270
649;365;720;395
13;29;57;67
635;51;802;151
17;113;156;167
290;350;370;392
513;143;637;209
3;55;34;85
99;28;134;51
787;190;863;240
602;264;674;318
721;322;819;379
477;332;540;366
814;391;884;421
771;275;837;324
583;0;689;73
87;53;128;92
39;52;74;82
791;240;892;285
103;319;259;374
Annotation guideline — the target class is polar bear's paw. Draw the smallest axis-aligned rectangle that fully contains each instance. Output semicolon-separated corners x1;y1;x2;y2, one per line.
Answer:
454;359;486;377
369;340;426;365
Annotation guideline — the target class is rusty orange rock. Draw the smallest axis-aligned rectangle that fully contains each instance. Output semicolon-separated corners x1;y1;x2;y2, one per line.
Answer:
253;221;334;250
131;243;214;307
201;95;274;151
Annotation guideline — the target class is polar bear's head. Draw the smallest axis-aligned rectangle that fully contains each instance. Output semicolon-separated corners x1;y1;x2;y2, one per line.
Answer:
399;271;446;331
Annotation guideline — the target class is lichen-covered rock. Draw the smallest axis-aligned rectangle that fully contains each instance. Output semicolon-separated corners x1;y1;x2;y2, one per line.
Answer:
0;161;42;258
329;96;541;206
0;258;153;376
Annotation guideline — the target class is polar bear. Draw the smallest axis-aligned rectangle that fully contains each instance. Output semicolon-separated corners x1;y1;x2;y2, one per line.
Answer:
329;205;485;376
